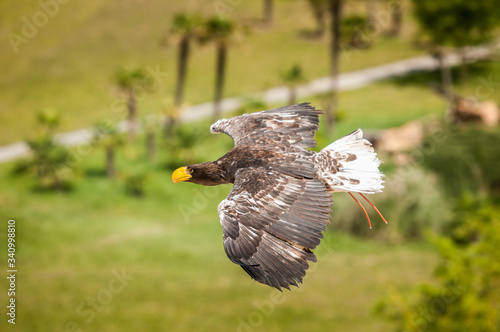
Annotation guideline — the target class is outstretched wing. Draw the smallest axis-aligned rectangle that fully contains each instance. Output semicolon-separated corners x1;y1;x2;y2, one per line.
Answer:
210;103;322;151
218;167;332;290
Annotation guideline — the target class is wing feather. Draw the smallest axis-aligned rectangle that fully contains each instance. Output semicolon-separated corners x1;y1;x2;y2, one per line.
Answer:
218;168;332;290
210;103;322;152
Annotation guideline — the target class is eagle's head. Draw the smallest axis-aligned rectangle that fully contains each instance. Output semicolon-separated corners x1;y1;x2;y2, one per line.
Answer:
172;162;228;186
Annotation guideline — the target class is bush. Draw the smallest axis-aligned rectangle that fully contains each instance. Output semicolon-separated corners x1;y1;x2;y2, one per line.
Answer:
14;109;74;191
420;126;500;199
341;15;373;49
330;166;453;243
375;204;500;332
124;173;147;197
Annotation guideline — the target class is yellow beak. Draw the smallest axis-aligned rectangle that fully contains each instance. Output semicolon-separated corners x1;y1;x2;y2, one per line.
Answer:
172;166;191;183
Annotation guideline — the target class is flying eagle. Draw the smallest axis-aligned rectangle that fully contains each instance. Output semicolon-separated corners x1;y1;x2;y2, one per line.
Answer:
172;103;386;290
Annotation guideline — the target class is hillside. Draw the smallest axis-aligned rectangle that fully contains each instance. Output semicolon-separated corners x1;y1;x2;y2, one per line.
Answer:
0;0;423;145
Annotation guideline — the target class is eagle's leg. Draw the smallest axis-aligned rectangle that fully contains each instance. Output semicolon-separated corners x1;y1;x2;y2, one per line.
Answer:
348;193;388;229
348;192;372;229
359;193;388;225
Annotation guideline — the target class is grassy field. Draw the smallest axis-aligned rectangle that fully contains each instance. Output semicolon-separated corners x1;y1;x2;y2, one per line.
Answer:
1;0;498;329
0;0;425;145
0;64;470;331
0;55;498;331
0;152;438;332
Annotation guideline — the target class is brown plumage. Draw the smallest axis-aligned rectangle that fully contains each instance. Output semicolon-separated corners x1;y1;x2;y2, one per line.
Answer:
172;103;385;290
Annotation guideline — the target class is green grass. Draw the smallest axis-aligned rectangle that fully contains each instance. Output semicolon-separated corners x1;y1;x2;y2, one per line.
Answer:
0;0;425;145
0;151;438;332
3;23;499;330
0;67;457;331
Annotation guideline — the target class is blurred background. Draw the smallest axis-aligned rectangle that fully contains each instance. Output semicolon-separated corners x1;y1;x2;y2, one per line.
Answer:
1;0;500;331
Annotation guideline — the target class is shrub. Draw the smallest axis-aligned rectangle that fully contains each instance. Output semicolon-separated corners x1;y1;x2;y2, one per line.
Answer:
124;173;147;197
330;166;453;243
14;109;74;191
420;126;500;199
375;204;500;332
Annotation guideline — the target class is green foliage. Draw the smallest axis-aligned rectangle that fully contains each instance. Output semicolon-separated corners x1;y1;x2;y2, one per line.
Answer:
342;15;373;49
170;12;202;36
124;172;148;197
36;107;61;131
199;16;236;46
14;109;73;191
280;64;305;85
420;126;500;199
306;0;328;36
165;123;210;169
330;166;453;243
93;121;125;149
376;204;500;332
114;67;151;91
412;0;500;48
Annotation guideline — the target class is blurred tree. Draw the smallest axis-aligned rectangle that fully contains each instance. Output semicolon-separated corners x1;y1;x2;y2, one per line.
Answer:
307;0;329;37
165;13;202;108
166;124;207;169
114;67;151;141
143;115;159;161
387;0;402;37
124;173;147;197
280;64;305;105
412;0;500;99
162;106;180;142
342;15;372;49
420;126;500;199
37;108;60;133
16;109;72;191
325;0;343;137
199;17;243;121
94;122;124;178
263;0;274;26
365;0;377;33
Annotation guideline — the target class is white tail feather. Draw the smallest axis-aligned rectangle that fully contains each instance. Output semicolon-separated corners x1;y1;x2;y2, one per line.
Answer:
314;129;384;194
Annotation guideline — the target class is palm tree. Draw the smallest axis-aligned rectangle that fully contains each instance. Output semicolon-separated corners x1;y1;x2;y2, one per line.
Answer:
325;0;343;137
94;122;124;178
199;17;238;121
166;13;202;107
281;64;305;105
114;67;149;141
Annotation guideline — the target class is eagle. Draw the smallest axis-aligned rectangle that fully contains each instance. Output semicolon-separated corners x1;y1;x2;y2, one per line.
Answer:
172;103;386;290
